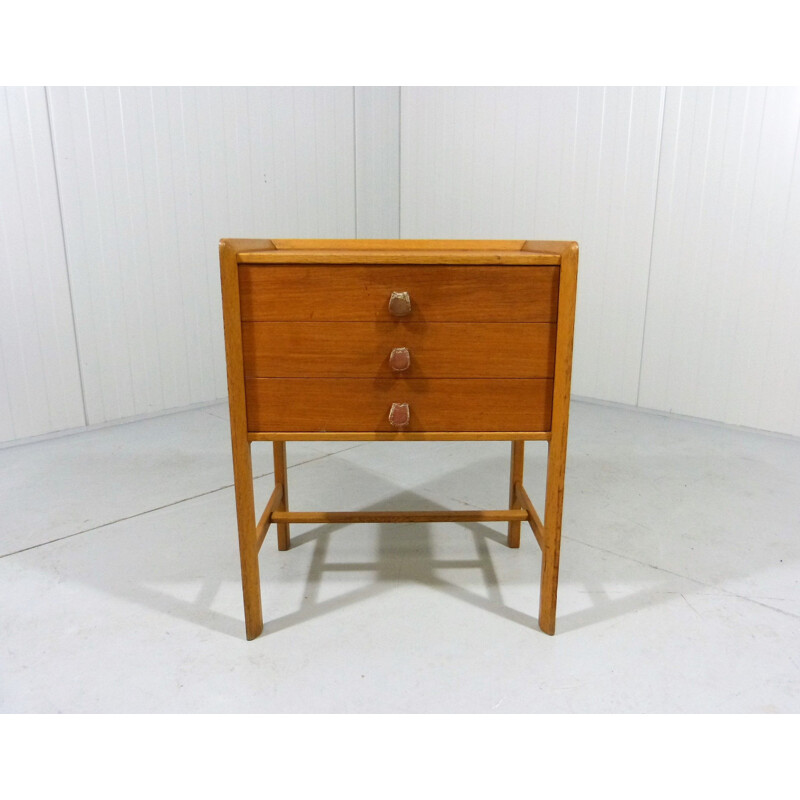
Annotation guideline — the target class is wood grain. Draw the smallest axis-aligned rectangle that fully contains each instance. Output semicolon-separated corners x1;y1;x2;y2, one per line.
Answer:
271;238;532;251
238;265;559;322
235;238;570;264
507;441;525;548
255;483;283;552
219;237;578;641
539;241;578;635
245;378;553;433
239;251;561;265
242;322;556;378
219;240;262;640
271;509;529;523
249;431;552;442
515;481;544;550
273;441;290;551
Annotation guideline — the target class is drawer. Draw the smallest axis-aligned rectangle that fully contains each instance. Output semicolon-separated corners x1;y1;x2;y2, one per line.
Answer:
238;265;558;322
245;378;553;433
241;322;556;378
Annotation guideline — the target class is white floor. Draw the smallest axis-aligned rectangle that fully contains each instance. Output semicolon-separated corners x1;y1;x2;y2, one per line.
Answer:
1;399;799;713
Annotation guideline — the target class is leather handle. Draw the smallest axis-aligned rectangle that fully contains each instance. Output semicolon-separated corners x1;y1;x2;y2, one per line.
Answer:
389;402;410;427
388;291;411;317
389;347;411;372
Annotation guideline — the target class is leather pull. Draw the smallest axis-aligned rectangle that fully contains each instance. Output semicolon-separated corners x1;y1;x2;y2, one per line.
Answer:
389;402;410;427
388;291;411;317
389;347;411;372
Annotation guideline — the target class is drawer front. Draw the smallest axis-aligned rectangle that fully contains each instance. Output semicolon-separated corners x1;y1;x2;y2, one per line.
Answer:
245;378;553;433
239;265;559;322
242;322;556;378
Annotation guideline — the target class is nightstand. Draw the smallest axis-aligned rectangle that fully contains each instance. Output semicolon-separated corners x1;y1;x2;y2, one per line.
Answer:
220;238;578;640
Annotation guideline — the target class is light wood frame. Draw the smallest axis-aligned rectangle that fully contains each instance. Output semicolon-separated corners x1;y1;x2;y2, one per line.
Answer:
220;239;578;640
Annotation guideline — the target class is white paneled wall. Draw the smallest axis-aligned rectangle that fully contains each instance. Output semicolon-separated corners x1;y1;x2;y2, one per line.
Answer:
639;87;800;436
355;87;400;237
2;85;800;444
0;87;85;442
47;87;356;426
399;87;665;404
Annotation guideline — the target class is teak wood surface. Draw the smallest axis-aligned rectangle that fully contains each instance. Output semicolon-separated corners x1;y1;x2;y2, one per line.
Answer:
238;265;558;322
220;238;578;641
242;321;556;378
244;377;554;433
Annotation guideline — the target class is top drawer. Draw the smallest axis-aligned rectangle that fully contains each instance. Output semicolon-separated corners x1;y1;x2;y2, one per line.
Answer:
238;264;559;322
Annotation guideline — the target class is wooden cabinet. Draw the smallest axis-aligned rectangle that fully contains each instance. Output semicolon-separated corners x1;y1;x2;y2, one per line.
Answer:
220;238;578;640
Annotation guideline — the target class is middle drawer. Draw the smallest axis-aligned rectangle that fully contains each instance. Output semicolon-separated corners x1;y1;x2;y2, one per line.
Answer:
242;322;556;378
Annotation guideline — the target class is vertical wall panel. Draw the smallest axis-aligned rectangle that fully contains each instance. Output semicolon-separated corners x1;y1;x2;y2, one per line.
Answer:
355;87;400;237
399;87;665;405
5;85;800;444
639;87;800;436
48;87;356;425
0;87;85;443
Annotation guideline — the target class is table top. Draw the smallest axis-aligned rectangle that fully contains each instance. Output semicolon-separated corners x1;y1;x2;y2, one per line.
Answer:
221;238;577;266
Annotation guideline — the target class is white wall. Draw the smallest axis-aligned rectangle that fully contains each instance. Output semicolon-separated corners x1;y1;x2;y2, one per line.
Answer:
0;87;85;441
47;87;356;427
355;87;399;237
639;87;800;434
399;87;665;405
1;85;799;444
398;86;800;435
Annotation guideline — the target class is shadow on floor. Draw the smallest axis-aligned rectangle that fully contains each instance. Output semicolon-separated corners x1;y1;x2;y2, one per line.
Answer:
261;491;542;637
20;420;797;642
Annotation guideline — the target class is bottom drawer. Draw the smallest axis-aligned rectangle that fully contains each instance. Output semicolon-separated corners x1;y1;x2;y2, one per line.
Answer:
245;378;553;433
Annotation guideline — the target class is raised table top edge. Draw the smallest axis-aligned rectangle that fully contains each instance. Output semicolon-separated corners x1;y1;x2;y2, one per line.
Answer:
221;238;577;265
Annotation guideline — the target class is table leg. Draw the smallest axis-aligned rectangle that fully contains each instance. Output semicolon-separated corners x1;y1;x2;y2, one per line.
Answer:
232;440;263;640
507;440;524;548
539;439;566;635
273;441;291;550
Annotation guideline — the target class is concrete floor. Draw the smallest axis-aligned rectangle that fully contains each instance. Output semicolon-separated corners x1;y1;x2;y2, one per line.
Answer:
1;399;799;713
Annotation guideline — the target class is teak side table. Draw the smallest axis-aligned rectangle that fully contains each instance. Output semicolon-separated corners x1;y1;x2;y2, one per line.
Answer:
220;238;578;640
